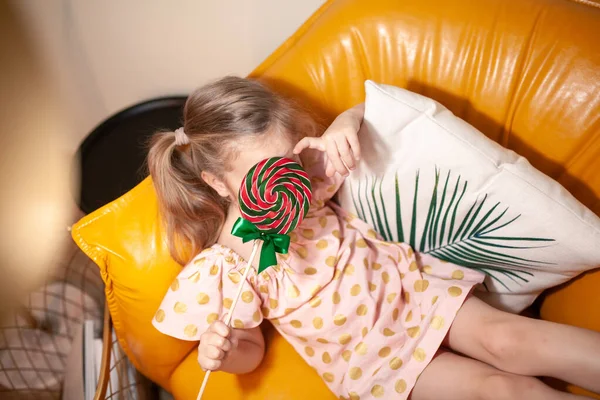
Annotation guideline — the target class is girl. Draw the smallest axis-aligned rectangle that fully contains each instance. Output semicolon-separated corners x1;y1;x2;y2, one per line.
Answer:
149;76;600;400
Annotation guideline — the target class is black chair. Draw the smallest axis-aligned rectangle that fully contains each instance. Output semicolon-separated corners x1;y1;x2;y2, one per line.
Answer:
75;96;187;214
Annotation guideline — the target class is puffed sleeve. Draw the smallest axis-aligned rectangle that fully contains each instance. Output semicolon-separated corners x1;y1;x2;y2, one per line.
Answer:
152;247;263;341
301;148;346;207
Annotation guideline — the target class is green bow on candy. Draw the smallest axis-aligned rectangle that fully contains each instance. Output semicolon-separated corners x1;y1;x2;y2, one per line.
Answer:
231;217;291;273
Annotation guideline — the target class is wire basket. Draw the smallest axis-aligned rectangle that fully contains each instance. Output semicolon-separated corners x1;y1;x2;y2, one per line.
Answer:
0;232;104;400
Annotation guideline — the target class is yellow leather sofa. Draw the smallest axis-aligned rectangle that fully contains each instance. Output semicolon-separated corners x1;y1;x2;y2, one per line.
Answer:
72;0;600;398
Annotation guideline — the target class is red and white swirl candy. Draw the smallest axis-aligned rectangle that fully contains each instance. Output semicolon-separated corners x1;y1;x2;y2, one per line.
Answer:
238;157;312;235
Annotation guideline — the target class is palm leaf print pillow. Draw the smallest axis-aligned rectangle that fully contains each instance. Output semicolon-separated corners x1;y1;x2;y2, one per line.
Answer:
337;80;600;313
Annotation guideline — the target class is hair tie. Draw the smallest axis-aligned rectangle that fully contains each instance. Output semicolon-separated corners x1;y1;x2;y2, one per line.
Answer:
174;127;190;146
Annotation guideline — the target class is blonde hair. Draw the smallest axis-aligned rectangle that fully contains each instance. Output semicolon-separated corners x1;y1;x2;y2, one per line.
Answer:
148;76;318;265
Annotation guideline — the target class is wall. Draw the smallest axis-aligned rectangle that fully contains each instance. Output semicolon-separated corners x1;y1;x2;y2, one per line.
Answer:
13;0;326;153
1;3;74;314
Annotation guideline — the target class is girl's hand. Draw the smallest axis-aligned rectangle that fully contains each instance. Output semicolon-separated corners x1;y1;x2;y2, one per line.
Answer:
293;103;365;177
197;321;234;371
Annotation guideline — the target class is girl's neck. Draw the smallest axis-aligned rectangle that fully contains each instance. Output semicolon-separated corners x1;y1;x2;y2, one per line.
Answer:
216;203;258;267
218;203;241;243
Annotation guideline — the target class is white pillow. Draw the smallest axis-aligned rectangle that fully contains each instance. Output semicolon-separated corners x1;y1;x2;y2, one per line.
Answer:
337;80;600;313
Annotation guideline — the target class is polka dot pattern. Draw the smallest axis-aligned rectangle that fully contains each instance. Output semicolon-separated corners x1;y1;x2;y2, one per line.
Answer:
371;385;384;397
154;309;165;323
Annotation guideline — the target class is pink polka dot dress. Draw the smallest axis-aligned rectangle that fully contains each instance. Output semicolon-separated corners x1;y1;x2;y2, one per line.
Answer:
153;151;485;399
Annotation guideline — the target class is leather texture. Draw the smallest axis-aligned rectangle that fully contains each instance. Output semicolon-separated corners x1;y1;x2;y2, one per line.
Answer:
72;0;600;398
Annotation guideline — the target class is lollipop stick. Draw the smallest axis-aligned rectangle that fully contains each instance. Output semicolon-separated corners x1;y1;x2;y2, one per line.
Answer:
196;241;260;400
223;242;260;325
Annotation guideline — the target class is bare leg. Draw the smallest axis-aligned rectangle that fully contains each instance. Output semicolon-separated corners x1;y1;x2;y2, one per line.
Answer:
411;351;587;400
445;296;600;394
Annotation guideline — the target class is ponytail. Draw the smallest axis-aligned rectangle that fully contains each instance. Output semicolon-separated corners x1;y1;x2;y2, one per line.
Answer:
147;131;227;265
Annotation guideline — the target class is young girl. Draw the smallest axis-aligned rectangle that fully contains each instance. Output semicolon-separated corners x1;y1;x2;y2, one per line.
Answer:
149;76;600;400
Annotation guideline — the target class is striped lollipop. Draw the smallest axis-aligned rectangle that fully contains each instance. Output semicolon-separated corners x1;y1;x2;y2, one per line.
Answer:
239;157;312;235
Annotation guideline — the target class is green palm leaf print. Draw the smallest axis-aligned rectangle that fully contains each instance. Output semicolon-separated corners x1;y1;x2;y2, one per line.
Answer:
350;169;555;290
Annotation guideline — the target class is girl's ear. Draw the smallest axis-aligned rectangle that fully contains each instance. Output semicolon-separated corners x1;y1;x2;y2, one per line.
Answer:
201;171;230;198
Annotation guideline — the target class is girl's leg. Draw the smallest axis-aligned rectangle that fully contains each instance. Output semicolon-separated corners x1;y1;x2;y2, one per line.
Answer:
411;351;586;400
444;296;600;394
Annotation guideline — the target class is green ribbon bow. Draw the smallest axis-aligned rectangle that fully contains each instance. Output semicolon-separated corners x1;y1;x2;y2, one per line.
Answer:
231;217;291;273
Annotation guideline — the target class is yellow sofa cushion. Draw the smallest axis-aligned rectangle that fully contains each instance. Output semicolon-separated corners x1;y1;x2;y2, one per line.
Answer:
73;179;193;387
72;0;600;398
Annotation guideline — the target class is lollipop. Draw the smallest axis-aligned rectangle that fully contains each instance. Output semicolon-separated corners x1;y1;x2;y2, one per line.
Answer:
234;157;312;272
197;157;312;399
239;157;312;235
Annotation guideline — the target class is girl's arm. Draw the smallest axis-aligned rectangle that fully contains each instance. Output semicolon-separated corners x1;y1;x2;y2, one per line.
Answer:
294;103;365;177
198;321;265;374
